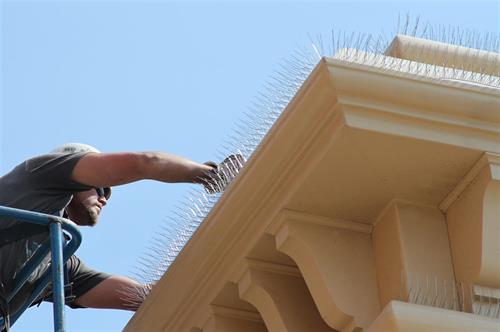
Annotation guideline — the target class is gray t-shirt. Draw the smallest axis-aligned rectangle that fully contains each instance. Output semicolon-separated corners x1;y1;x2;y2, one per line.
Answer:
0;152;93;312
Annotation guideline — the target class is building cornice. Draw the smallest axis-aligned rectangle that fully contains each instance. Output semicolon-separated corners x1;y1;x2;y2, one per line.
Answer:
125;53;500;331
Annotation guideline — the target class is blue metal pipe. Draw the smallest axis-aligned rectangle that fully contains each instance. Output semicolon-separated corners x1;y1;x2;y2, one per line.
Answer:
0;206;59;226
0;206;82;249
0;205;82;331
50;222;65;332
8;228;81;327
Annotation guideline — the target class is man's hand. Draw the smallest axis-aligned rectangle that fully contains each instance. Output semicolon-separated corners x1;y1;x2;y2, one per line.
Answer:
201;154;245;193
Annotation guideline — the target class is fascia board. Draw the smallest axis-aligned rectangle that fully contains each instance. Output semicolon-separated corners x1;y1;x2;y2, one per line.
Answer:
324;56;500;153
324;56;500;126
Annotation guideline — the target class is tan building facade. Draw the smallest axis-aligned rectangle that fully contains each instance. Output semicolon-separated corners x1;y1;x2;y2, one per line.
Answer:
125;35;500;331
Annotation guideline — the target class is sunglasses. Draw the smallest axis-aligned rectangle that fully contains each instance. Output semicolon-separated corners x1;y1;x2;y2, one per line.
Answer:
95;187;111;199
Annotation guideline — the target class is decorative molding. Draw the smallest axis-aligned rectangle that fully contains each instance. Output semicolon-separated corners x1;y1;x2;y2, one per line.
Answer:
341;98;500;135
246;258;302;278
234;259;302;283
210;305;263;323
373;198;441;228
342;103;500;155
237;262;335;332
274;209;380;329
439;152;500;212
267;209;373;235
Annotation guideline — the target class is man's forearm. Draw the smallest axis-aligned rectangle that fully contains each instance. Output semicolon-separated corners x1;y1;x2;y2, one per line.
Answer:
72;151;214;188
139;152;213;184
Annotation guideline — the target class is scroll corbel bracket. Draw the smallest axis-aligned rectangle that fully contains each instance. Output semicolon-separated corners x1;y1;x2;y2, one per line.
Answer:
442;153;500;288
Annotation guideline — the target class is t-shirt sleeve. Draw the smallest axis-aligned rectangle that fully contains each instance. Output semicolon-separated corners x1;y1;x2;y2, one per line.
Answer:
23;152;94;193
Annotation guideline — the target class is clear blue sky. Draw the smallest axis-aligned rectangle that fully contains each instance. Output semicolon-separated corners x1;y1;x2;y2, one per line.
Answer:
1;1;498;331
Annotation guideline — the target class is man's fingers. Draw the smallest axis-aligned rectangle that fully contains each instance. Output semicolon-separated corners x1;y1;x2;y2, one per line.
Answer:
203;161;218;169
202;154;245;194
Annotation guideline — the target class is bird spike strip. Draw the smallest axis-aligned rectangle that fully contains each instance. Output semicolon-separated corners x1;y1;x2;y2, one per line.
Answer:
401;271;500;319
123;15;500;309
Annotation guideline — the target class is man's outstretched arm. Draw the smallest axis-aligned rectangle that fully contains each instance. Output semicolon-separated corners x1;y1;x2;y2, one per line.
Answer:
74;275;148;311
71;152;214;188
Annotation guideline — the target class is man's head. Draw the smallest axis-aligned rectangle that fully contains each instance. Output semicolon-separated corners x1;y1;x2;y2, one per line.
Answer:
51;142;100;154
66;187;109;226
53;143;112;226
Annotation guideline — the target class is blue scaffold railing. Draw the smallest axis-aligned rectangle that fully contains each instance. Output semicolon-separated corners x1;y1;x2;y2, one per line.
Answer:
0;206;82;332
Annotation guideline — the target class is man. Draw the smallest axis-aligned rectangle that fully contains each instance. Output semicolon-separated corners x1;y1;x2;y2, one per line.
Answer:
0;143;241;327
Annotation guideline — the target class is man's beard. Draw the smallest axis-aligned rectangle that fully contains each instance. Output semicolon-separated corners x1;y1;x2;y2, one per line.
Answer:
85;206;99;226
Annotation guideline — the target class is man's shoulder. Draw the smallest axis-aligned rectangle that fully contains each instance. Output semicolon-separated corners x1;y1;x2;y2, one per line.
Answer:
24;153;62;172
0;153;88;185
24;152;88;173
